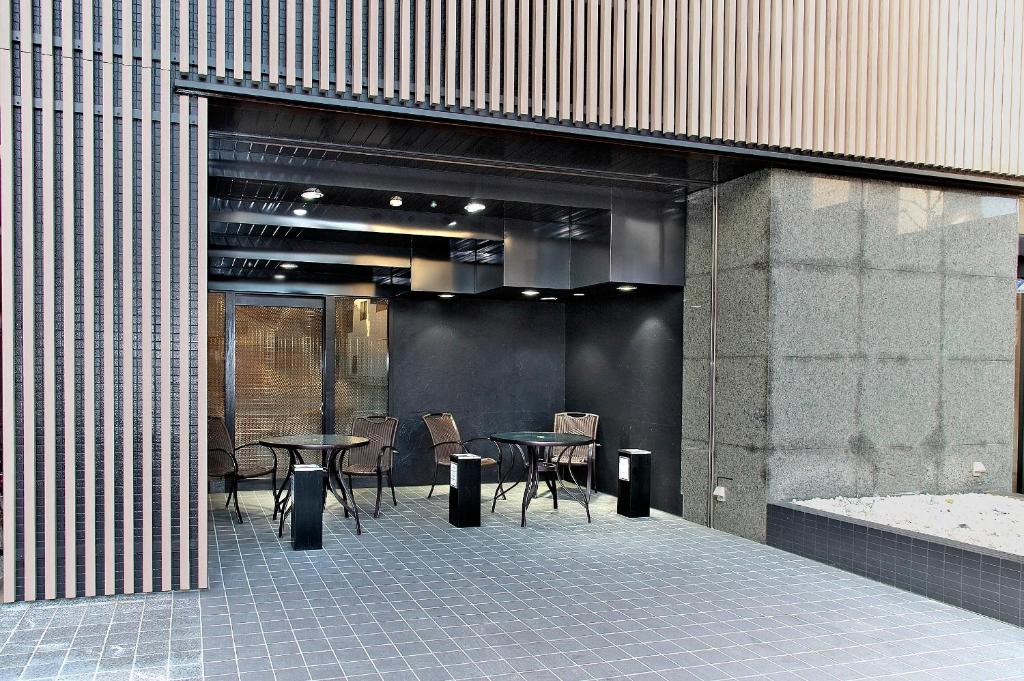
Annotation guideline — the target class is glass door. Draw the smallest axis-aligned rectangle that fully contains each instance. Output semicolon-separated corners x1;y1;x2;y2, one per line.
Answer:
232;296;325;446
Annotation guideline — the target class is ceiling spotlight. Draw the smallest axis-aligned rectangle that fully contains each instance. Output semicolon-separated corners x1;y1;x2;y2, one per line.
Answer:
280;263;298;270
447;221;458;227
430;200;439;208
273;274;286;280
390;195;404;207
464;200;486;214
438;293;455;299
300;187;323;201
573;293;585;297
522;289;540;297
617;284;638;292
540;297;558;301
292;208;308;217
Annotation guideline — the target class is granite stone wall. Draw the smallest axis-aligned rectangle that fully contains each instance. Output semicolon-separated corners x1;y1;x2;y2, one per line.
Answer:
681;168;1021;541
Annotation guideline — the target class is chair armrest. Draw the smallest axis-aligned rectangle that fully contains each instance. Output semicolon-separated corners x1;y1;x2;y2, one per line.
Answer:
234;442;278;470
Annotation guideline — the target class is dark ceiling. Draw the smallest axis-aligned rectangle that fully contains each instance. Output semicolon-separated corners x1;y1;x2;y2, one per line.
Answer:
207;99;761;296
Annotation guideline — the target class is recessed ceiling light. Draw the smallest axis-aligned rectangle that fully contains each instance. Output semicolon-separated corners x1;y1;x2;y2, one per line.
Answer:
300;187;323;201
447;221;458;227
522;289;540;297
273;274;286;280
438;293;455;299
573;293;585;297
292;208;308;216
280;263;298;270
390;195;404;207
541;296;558;301
464;200;486;214
617;284;638;292
430;200;438;208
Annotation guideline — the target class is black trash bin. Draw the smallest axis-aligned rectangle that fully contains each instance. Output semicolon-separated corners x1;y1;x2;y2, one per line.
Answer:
291;464;325;550
449;453;481;528
617;449;651;518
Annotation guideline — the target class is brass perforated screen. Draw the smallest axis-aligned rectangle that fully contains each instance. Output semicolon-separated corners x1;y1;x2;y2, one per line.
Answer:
207;293;226;418
334;299;390;434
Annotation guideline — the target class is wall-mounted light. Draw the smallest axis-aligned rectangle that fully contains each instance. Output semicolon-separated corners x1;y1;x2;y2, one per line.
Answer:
447;221;458;227
273;273;286;280
464;200;486;214
292;208;308;217
438;293;455;299
280;263;298;270
390;195;404;207
540;297;558;301
300;187;324;201
522;289;540;297
617;284;638;292
573;293;585;297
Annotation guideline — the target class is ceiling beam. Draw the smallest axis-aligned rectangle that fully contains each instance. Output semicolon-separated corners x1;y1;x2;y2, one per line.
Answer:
209;247;412;268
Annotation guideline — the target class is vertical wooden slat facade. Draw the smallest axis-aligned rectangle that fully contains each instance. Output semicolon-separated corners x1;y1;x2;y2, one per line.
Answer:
0;0;1021;603
1;0;206;602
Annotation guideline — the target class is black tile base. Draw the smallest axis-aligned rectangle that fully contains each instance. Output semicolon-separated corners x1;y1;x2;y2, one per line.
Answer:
767;501;1024;627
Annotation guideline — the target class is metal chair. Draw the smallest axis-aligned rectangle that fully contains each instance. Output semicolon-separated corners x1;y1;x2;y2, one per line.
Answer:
207;416;278;523
422;412;502;498
551;412;599;497
338;415;400;518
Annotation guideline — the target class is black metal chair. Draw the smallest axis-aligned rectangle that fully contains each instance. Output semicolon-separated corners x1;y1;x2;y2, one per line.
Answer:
338;415;400;517
421;412;502;498
551;412;599;497
207;416;278;523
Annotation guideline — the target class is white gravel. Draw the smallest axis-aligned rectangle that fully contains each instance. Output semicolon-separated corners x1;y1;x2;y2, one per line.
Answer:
794;493;1024;557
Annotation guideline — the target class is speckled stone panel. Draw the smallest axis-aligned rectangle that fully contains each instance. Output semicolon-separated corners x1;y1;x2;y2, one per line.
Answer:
770;264;860;357
942;359;1014;446
712;444;769;541
770;172;863;266
862;182;943;273
859;359;941;449
942;274;1017;361
861;269;942;359
769;356;861;450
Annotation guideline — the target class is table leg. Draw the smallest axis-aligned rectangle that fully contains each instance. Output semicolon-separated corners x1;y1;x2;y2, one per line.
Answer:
521;446;541;527
326;447;362;535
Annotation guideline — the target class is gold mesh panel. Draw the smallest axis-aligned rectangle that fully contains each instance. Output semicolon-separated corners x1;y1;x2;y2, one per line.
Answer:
234;305;325;456
334;298;389;434
207;293;226;418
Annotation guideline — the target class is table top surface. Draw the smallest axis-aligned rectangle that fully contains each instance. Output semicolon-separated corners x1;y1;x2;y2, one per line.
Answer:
258;434;370;450
490;431;594;447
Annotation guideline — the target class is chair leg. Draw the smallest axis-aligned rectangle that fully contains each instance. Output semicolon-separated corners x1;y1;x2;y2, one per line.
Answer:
374;469;383;518
387;469;397;506
427;462;439;499
232;475;243;524
271;468;279;519
546;477;558;509
224;477;233;508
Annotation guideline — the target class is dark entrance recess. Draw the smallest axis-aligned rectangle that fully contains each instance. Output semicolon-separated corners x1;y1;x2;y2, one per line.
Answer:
207;99;730;514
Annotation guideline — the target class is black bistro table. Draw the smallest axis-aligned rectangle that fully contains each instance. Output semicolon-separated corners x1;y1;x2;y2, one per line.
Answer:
490;431;595;527
260;434;370;535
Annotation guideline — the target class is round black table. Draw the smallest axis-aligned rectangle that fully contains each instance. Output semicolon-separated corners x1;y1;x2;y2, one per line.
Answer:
490;431;595;527
260;435;370;536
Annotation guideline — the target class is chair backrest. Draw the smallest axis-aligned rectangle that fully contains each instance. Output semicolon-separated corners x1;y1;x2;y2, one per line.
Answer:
207;416;236;478
422;412;465;464
553;412;599;460
348;415;399;470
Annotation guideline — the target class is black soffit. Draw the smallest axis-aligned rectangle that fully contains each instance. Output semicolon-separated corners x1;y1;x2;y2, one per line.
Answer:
206;100;709;294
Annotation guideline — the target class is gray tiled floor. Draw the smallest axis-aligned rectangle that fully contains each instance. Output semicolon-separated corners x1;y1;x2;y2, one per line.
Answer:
3;485;1024;680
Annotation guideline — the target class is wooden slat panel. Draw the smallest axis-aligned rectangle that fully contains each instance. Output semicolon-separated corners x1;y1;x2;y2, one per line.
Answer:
518;0;530;115
823;0;836;153
791;0;805;149
561;0;573;122
286;0;297;86
19;0;36;600
461;0;472;108
354;0;364;95
301;0;313;88
321;0;331;89
0;0;14;603
61;0;78;600
477;0;489;109
178;95;192;591
626;0;638;128
746;0;760;143
924;0;937;166
833;0;847;154
663;0;677;133
574;0;586;122
196;97;210;589
865;0;878;158
721;0;735;141
368;0;380;96
532;0;543;117
446;0;457;106
198;0;208;74
253;0;263;82
1010;0;1023;175
385;0;397;97
503;0;515;114
546;0;559;117
269;0;280;84
234;0;245;78
401;0;412;100
415;0;426;101
638;0;651;130
756;0;770;144
601;0;614;126
686;0;699;135
180;0;190;70
216;0;226;77
41;0;57;601
980;0;996;172
710;0;724;140
81;0;98;598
